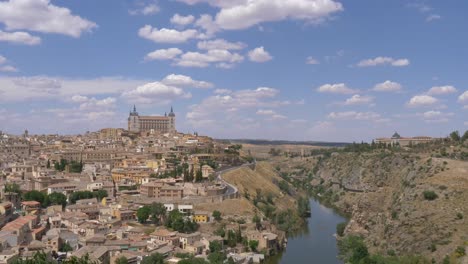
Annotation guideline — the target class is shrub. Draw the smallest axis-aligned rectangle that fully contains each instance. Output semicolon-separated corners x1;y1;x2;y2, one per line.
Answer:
336;222;347;237
456;212;463;219
423;191;438;201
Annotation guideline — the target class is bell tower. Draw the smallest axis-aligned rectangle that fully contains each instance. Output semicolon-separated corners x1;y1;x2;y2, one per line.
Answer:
128;105;140;132
168;106;176;133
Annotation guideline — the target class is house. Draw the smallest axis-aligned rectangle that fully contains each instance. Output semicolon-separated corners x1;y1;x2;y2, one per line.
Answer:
0;202;14;227
0;250;17;264
192;212;209;223
246;231;278;253
21;201;41;214
178;232;201;249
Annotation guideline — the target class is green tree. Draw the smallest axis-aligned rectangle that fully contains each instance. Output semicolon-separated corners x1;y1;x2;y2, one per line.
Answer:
449;131;461;142
212;210;222;221
141;253;165;264
115;256;128;264
69;191;94;204
60;242;73;252
249;240;259;252
209;241;223;253
23;190;47;207
48;192;67;208
149;202;166;225
93;190;108;201
252;214;261;229
4;183;21;194
46;159;51;169
461;130;468;142
423;191;438;201
195;169;203;182
336;222;347;237
137;206;151;224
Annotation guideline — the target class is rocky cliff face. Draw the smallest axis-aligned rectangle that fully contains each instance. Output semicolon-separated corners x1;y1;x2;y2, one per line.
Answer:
316;150;467;261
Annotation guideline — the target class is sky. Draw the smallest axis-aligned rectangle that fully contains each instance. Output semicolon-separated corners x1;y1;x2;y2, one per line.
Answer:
0;0;467;142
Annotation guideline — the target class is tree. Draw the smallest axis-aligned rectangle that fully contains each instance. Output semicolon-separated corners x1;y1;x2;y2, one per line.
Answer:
212;210;222;221
336;222;347;237
249;240;259;252
149;202;166;225
115;256;128;264
195;170;203;182
93;190;108;201
137;206;151;224
46;159;51;169
48;192;67;208
4;183;21;194
423;191;438;201
69;191;94;204
141;253;165;264
450;131;461;142
23;190;47;206
252;214;261;230
60;242;73;252
209;241;223;253
462;130;468;142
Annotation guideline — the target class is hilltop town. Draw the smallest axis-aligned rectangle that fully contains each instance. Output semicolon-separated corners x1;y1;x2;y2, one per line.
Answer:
0;108;287;264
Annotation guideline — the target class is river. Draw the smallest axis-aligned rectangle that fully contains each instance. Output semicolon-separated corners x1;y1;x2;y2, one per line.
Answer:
266;199;346;264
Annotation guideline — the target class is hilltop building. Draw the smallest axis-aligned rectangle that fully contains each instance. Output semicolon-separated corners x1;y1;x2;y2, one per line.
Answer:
127;105;176;134
375;132;435;146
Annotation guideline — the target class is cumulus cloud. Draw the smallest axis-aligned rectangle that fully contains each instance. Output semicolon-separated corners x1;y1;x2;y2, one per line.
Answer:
0;65;18;72
373;80;402;92
197;39;246;50
170;14;195;26
121;82;192;104
129;1;160;16
176;49;244;68
214;89;232;94
458;91;468;104
344;94;374;105
138;25;199;43
248;46;273;63
161;74;214;89
0;30;41;45
417;110;454;123
13;76;61;93
317;83;357;94
195;14;220;36
144;48;183;61
328;111;383;121
427;85;457;95
70;95;117;111
407;95;438;107
214;0;343;30
0;0;97;37
306;56;320;65
256;109;276;115
357;56;410;67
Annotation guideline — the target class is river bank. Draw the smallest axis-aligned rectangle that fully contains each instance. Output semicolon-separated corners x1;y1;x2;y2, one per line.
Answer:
265;199;346;264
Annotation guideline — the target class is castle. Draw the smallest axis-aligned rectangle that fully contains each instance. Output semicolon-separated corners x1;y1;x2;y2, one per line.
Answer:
127;105;176;134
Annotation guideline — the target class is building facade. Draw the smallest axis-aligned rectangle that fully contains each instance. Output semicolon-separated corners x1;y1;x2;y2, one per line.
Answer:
375;132;436;146
128;106;176;134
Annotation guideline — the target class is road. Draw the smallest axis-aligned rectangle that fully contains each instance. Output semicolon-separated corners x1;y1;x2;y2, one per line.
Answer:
216;162;254;196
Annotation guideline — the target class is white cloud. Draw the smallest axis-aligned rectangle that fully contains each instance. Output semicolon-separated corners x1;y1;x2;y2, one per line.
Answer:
0;0;97;38
214;0;343;30
373;80;402;92
71;95;88;103
306;56;320;65
316;83;357;94
0;76;147;101
138;25;199;43
195;14;219;36
144;48;183;61
357;56;410;67
344;94;374;105
426;14;441;22
328;111;382;121
170;14;195;26
70;95;116;111
256;109;276;115
129;1;160;16
197;39;246;50
161;74;213;89
0;65;18;72
248;46;272;63
0;55;6;64
121;82;192;104
427;85;457;95
214;89;232;94
458;91;468;104
407;95;438;107
420;110;454;123
0;30;41;45
176;49;244;68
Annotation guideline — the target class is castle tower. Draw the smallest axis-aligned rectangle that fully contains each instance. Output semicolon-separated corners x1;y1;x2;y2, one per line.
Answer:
168;106;176;133
128;105;140;132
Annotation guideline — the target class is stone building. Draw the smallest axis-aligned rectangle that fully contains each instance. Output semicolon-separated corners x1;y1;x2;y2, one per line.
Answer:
127;105;176;134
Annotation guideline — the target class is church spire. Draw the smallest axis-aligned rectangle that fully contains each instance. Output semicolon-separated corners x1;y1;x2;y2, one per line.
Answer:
133;105;136;112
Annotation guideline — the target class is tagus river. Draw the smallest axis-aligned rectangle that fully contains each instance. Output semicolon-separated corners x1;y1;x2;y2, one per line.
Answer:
266;199;346;264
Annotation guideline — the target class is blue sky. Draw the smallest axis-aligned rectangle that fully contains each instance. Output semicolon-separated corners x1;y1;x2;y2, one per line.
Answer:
0;0;467;141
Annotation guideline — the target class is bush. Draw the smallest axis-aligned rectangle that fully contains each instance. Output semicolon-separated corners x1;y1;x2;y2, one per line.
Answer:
423;191;438;201
336;222;347;237
456;212;463;219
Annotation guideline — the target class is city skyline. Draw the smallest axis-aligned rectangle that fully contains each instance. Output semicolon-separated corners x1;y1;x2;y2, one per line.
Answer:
0;0;467;141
